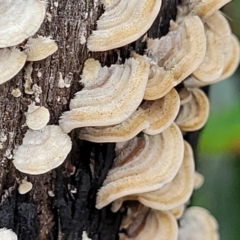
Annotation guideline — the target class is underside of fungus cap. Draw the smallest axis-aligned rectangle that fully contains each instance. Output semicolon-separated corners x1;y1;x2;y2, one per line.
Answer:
59;55;150;133
0;48;27;85
87;0;162;51
120;206;178;240
0;228;17;240
178;206;219;240
24;36;58;61
13;125;72;175
0;0;46;48
26;102;50;130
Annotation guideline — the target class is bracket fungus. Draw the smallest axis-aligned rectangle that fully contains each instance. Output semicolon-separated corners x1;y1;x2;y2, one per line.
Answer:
24;36;58;61
0;228;17;240
79;88;180;142
0;48;27;85
119;206;178;240
59;55;150;133
144;15;206;100
0;0;46;48
96;123;184;209
177;0;231;23
192;28;224;82
18;178;33;194
13;125;72;175
87;0;162;51
25;103;50;130
175;88;209;132
194;171;205;189
111;141;194;212
178;206;219;240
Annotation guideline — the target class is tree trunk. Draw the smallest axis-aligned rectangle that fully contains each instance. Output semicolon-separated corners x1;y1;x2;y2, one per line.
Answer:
0;0;199;239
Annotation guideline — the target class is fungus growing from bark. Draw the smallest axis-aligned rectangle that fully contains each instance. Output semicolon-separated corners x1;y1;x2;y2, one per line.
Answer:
24;36;58;61
26;102;50;130
87;0;162;51
0;0;46;48
18;178;33;194
79;88;180;142
144;15;206;100
178;206;219;240
111;140;194;212
175;88;209;131
178;87;192;105
59;55;150;133
96;123;184;209
0;48;27;85
0;228;17;240
13;125;72;175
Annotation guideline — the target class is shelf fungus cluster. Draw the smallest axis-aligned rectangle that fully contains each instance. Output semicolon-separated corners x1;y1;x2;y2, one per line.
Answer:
58;0;240;239
0;0;58;85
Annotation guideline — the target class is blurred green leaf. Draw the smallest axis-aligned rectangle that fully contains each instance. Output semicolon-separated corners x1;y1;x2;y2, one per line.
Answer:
199;102;240;153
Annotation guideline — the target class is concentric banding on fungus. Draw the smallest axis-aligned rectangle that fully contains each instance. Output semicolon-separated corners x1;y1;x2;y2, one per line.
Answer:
193;27;224;82
96;123;184;209
0;0;46;48
13;125;72;175
59;55;150;133
144;15;206;100
87;0;162;51
111;141;195;212
175;88;210;131
120;208;178;240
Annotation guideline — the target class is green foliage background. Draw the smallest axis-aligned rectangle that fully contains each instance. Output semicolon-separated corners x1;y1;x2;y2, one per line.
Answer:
192;2;240;239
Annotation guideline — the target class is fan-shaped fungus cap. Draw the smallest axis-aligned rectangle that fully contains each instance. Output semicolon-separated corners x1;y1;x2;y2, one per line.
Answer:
178;206;219;240
26;103;50;130
79;107;149;143
175;88;209;131
120;206;178;240
0;48;27;85
87;0;162;51
59;55;150;133
0;0;46;48
13;125;72;175
205;11;231;55
96;123;184;209
144;15;206;100
18;178;33;194
79;88;180;142
24;36;58;61
0;228;17;240
193;27;224;82
111;140;194;212
143;88;180;134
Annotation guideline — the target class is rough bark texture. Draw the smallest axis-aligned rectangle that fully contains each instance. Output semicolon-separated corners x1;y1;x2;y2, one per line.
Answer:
0;0;202;239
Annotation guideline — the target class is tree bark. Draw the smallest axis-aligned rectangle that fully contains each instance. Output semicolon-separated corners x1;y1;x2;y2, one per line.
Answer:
0;0;195;239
